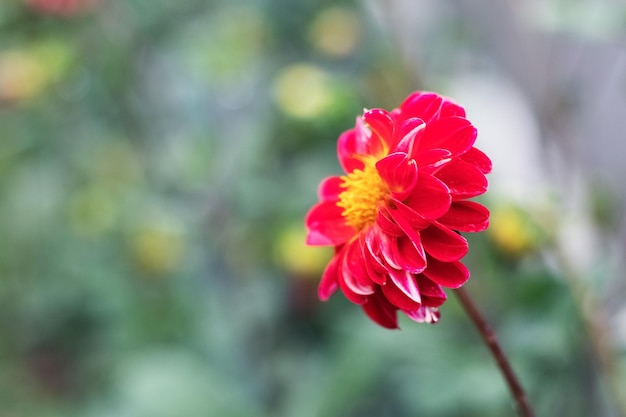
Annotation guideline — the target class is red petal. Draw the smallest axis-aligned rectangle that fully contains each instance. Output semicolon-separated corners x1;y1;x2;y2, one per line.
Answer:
388;200;430;231
336;115;386;164
378;209;427;273
423;257;469;288
394;92;444;125
435;159;488;199
384;206;427;273
361;234;387;285
337;129;365;173
318;253;340;300
413;117;476;158
461;146;492;174
355;115;387;157
376;152;418;200
305;201;356;246
392;235;427;273
392;117;425;153
364;226;387;269
376;207;404;237
318;176;343;202
378;231;402;270
363;108;394;150
439;99;466;118
415;274;447;307
405;173;451;219
413;148;452;173
362;291;399;329
387;268;422;306
421;295;446;308
341;240;375;296
421;222;468;262
338;280;368;304
438;201;490;232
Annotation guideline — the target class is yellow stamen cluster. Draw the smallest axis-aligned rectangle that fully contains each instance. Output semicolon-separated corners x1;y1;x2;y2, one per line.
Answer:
337;160;389;230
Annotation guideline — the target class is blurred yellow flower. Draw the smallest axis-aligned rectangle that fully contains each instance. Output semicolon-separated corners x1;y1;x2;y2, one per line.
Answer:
130;224;185;277
274;225;332;277
309;7;362;58
272;63;335;120
488;205;543;256
0;50;47;102
0;40;72;104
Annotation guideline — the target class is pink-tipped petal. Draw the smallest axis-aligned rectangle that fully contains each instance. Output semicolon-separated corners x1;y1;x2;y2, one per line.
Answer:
378;216;427;274
364;226;388;274
421;222;468;262
338;282;368;304
342;241;376;295
384;206;427;272
423;257;469;288
362;291;399;329
378;231;402;270
305;201;356;246
438;201;490;232
405;173;452;219
378;209;428;272
388;268;422;305
382;276;422;310
403;306;440;323
318;176;344;202
435;159;488;199
360;234;387;285
318;253;340;300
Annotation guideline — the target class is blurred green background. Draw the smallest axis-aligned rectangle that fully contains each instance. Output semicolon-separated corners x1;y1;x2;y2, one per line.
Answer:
1;0;626;416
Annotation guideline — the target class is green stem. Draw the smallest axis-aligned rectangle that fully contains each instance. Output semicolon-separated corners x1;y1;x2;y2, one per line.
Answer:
454;287;535;417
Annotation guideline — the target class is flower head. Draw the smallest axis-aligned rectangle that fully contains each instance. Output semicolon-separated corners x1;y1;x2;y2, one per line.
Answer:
305;91;492;328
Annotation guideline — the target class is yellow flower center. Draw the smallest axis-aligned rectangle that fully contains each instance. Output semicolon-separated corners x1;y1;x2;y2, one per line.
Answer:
337;159;389;230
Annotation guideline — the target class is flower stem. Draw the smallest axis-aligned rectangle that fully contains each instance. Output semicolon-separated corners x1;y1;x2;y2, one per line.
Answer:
454;287;535;417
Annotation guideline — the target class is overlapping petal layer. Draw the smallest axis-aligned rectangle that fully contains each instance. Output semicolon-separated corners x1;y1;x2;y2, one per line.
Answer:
306;91;491;328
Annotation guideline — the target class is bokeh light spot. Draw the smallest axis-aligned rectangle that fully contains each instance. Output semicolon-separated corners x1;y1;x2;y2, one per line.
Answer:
272;63;335;120
309;7;362;58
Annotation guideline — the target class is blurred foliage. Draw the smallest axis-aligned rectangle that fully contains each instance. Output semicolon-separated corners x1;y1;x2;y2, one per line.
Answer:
0;1;624;417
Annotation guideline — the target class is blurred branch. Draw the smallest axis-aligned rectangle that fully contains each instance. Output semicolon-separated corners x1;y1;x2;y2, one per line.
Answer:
553;246;626;417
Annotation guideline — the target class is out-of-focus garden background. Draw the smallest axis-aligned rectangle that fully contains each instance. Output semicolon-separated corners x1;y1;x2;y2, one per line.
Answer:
1;0;626;416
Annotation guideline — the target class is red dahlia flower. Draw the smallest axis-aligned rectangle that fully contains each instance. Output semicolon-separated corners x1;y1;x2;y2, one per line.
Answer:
305;91;492;329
